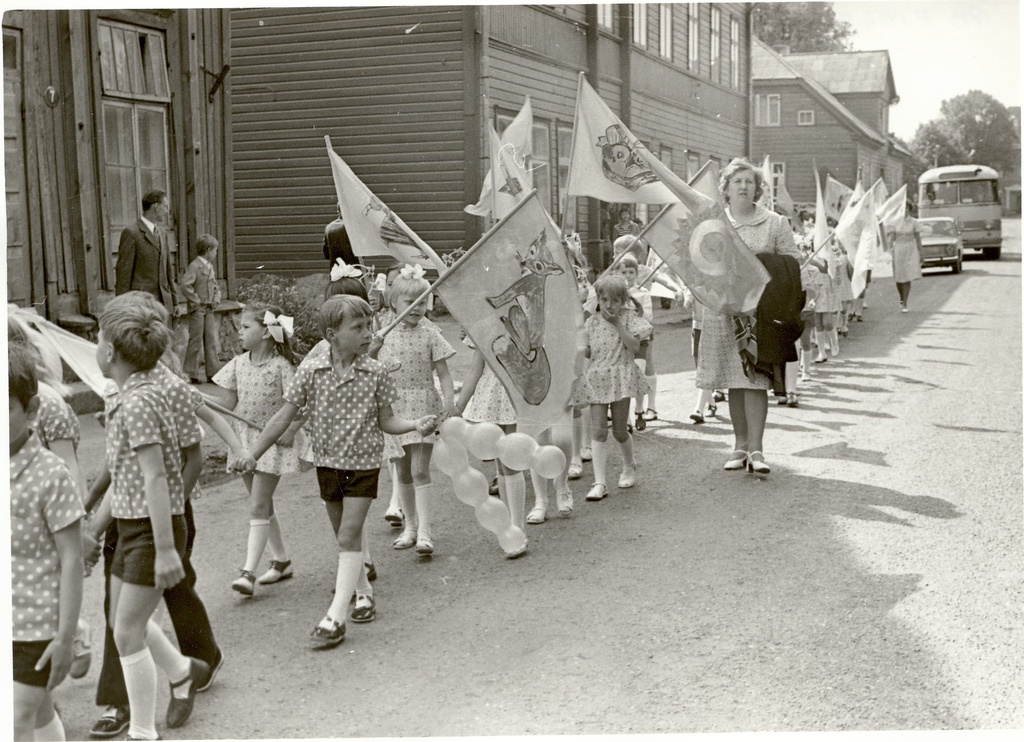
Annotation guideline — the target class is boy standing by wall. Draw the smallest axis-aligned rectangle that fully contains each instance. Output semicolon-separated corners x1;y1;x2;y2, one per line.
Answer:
181;234;223;383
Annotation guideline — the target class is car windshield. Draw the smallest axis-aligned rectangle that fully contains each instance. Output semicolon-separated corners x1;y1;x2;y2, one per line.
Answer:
920;221;956;237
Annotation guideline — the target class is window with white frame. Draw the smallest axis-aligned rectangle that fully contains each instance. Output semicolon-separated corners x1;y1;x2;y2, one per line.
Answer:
687;3;699;71
710;7;721;83
597;4;614;30
755;94;781;126
632;4;647;47
730;17;740;88
659;4;673;60
98;19;172;285
797;110;815;126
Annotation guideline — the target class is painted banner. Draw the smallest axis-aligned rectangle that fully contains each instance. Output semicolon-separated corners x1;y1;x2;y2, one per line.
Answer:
433;192;583;437
466;96;533;218
325;137;446;271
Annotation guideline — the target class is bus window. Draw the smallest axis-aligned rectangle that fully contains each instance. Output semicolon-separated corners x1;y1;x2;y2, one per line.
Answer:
921;182;958;205
959;180;999;204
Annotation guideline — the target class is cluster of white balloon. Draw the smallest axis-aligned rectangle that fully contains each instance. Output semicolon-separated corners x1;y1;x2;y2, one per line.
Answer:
433;417;566;557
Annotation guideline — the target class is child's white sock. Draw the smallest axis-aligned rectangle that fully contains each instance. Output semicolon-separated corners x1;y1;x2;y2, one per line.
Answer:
387;462;402;514
591;439;608;486
354;561;373;599
120;648;158;740
529;467;548;516
645;375;658;411
144;620;191;697
396;481;417;539
243;519;270;573
618;433;635;471
502;472;526;530
414;484;433;543
266;514;287;561
327;551;362;623
785;361;799;394
34;710;65;741
361;521;372;569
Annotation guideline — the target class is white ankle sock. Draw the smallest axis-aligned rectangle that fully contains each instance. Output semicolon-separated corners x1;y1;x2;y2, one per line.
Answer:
327;551;362;623
120;648;158;740
243;519;270;572
397;480;416;531
502;472;527;529
645;375;658;410
784;361;799;394
388;463;402;513
144;620;191;696
354;560;372;599
414;484;433;542
591;439;608;485
266;514;287;561
34;710;65;741
361;521;372;567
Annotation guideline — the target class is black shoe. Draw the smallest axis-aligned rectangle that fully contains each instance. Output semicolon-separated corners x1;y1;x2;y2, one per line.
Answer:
351;595;376;623
634;412;646;431
166;657;209;728
364;561;377;582
488;477;500;496
713;390;726;403
310;617;346;649
195;649;223;693
90;705;130;739
189;378;203;385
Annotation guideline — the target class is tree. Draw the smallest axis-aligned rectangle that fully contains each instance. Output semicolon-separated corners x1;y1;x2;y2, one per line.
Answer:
752;2;855;53
910;91;1019;175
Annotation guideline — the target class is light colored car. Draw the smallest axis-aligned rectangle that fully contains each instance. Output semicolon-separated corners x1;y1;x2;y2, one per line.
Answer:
918;217;964;274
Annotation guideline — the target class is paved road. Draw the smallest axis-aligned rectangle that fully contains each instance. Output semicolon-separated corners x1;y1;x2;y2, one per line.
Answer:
58;220;1022;738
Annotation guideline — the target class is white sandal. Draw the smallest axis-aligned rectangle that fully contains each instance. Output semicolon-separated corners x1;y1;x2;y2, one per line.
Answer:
585;483;608;501
526;505;547;524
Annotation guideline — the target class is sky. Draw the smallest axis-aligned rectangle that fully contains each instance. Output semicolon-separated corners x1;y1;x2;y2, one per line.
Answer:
830;0;1021;141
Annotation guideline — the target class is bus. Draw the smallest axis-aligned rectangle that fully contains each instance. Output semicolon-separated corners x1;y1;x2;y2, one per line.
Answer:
918;165;1002;259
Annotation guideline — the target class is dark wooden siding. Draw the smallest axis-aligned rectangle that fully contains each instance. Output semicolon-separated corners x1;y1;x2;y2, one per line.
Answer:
230;7;468;277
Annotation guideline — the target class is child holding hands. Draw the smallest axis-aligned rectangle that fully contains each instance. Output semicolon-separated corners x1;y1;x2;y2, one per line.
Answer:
583;274;652;501
240;295;437;649
9;342;85;742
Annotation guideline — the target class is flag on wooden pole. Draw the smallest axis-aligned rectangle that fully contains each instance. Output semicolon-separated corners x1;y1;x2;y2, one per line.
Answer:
325;137;445;272
824;174;854;222
434;191;584;437
757;154;775;212
639;161;772;316
466;97;533;218
565;75;680;204
481;124;532;220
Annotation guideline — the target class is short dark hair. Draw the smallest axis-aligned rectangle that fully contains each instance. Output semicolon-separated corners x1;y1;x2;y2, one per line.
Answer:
196;234;218;255
8;341;39;410
142;190;166;212
320;294;372;337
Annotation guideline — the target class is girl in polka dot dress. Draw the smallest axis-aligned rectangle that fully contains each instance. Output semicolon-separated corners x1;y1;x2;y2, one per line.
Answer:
378;266;456;556
213;303;306;597
583;274;652;502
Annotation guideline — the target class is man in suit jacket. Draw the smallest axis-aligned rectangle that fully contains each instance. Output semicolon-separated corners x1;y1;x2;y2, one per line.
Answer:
114;189;178;313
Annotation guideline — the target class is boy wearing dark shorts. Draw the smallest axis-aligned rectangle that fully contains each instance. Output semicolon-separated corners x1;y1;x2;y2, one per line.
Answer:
10;342;85;741
242;295;437;649
96;294;210;740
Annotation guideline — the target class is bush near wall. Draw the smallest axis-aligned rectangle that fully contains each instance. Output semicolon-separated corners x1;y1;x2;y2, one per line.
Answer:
234;273;330;356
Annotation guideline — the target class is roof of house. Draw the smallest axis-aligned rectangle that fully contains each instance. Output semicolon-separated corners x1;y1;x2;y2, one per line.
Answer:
752;39;887;146
782;50;897;102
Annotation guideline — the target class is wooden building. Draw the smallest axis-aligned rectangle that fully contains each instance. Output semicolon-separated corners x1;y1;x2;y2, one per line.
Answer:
229;4;754;275
751;39;916;206
3;9;232;331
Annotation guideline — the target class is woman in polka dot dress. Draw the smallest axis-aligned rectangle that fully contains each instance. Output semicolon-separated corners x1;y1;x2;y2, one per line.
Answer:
212;304;306;597
378;266;456;556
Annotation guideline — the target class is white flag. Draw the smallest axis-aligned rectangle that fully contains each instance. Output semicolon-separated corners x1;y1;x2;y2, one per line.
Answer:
466;97;533;218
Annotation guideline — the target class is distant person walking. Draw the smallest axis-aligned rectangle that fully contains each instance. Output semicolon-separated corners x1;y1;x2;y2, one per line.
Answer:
890;201;923;313
115;190;178;314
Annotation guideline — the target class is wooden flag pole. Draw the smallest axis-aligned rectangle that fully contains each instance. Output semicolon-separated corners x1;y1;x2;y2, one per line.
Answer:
200;395;260;429
377;189;541;339
636;257;667;290
559;72;586;235
596;205;673;280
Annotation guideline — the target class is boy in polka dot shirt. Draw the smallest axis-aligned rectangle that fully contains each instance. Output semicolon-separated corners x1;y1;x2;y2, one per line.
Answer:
9;341;85;741
95;295;211;740
240;295;438;649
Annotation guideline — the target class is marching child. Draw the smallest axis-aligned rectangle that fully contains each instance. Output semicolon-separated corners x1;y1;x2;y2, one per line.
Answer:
583;274;651;501
180;234;223;383
212;304;305;596
616;253;655;431
378;265;456;556
96;294;211;740
241;295;437;648
9;342;85;742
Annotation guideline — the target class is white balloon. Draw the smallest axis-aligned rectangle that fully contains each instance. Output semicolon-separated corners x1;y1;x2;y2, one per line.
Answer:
496;432;538;471
497;524;528;554
453;468;490;507
474;497;510;534
531;445;567;479
439;416;471;445
465;422;505;461
432;438;467;474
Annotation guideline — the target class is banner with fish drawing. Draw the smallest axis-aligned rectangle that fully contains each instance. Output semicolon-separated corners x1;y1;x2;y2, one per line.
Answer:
434;190;584;438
